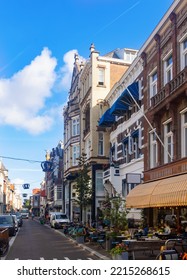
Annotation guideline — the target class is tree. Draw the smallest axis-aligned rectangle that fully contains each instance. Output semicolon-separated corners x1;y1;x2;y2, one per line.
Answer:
23;199;31;210
74;153;92;222
102;194;128;232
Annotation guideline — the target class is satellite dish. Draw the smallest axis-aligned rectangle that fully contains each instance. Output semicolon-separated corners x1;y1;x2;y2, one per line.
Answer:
41;161;53;172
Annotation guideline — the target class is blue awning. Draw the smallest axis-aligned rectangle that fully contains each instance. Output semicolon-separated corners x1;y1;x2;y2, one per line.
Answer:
110;98;128;116
109;81;139;116
98;108;115;127
119;81;139;106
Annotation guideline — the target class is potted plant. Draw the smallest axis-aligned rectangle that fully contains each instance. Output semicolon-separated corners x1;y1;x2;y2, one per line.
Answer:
110;243;128;260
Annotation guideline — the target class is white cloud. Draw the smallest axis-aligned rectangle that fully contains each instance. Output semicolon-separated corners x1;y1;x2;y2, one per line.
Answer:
0;47;86;135
0;47;57;135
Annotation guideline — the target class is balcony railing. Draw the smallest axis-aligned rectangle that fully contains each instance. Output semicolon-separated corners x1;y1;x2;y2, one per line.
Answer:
144;157;187;182
151;67;187;108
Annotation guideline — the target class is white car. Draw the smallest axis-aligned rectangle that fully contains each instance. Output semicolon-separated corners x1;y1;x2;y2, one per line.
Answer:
20;210;29;219
50;212;70;229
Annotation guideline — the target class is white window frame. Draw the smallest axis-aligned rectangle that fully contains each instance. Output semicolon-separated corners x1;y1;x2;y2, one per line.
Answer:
95;170;104;194
72;144;80;166
149;130;158;168
98;132;104;156
98;67;105;86
72;117;80;136
122;139;130;163
180;34;187;71
149;68;158;101
131;135;140;159
163;119;173;163
181;108;187;158
163;52;173;85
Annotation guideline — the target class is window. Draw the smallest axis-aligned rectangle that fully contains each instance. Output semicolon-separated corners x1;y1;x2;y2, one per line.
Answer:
72;117;80;136
122;179;137;197
96;171;104;193
110;143;116;163
150;71;157;99
98;132;104;156
150;131;158;168
122;137;131;163
164;120;173;163
122;179;127;197
84;106;90;134
131;130;141;159
180;37;187;71
98;68;105;86
72;145;80;166
181;109;187;157
164;54;173;85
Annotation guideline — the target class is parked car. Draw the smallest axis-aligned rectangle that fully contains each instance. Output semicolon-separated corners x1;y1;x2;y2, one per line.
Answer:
11;215;18;232
15;212;23;227
0;214;16;236
50;212;70;229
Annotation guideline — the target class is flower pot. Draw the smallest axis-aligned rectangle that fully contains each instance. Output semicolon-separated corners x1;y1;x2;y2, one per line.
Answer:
121;251;129;260
112;252;128;260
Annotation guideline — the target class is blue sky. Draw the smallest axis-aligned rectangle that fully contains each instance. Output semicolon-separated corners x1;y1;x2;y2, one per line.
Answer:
0;0;174;197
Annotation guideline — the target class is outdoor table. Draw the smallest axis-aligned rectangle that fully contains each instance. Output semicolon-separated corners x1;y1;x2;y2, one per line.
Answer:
116;236;129;242
156;233;177;240
122;239;165;260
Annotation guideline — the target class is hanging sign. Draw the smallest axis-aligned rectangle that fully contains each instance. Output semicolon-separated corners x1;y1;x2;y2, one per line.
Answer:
41;161;53;172
22;184;30;189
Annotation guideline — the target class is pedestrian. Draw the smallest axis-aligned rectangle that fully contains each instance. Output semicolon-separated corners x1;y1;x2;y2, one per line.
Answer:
31;212;35;220
164;222;171;234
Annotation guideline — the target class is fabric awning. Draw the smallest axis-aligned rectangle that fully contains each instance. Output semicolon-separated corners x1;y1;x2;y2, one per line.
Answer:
110;98;128;116
109;81;139;116
126;173;187;208
118;81;139;107
98;108;115;127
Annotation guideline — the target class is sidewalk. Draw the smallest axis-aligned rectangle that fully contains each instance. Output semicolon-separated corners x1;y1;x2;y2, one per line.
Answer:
40;219;111;260
68;237;111;260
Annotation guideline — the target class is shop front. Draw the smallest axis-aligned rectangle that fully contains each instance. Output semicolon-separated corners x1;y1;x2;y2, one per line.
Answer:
126;173;187;231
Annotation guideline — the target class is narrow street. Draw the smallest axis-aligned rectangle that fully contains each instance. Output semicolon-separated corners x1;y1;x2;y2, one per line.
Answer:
4;218;99;260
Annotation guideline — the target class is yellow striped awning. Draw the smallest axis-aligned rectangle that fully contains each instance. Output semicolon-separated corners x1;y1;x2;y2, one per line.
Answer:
126;173;187;208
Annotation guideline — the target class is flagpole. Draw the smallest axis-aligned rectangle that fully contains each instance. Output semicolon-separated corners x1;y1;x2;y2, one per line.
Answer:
126;85;172;161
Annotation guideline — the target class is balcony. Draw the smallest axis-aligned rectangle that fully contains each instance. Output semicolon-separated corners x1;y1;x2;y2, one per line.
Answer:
150;67;187;109
144;157;187;182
